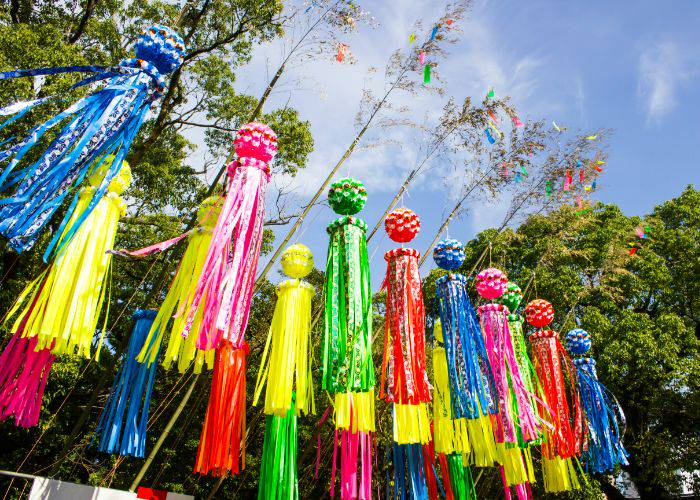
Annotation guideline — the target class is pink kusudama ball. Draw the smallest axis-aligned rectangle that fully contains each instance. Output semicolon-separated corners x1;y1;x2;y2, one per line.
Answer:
475;267;508;299
234;122;278;163
385;208;420;243
525;299;555;328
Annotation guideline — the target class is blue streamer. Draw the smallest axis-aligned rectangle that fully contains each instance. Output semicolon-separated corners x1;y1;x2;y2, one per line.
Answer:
92;309;160;458
435;274;498;419
484;127;495;144
392;443;429;500
574;357;629;474
0;24;185;257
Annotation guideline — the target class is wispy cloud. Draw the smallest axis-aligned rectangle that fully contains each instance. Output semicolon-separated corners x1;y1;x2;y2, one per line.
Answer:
638;41;696;123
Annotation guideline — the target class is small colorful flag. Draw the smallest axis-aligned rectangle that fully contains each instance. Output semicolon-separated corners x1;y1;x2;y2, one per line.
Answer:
546;181;552;197
430;26;439;40
419;51;425;65
487;88;495;99
586;134;598;141
336;44;347;62
423;64;431;83
484;128;495;144
409;33;415;43
512;115;524;127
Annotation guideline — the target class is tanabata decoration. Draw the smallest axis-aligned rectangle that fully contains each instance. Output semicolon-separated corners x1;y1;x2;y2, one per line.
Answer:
0;159;131;428
194;123;277;478
525;300;584;492
93;310;159;458
433;240;498;467
432;320;478;500
130;196;223;374
423;64;431;84
512;116;524;127
0;25;184;256
380;208;432;497
494;282;540;500
485;128;496;144
566;329;628;474
476;268;541;447
321;177;375;499
254;244;315;499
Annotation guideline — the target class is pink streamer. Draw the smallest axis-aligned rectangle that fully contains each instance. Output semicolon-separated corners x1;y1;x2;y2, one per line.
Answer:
0;332;55;428
499;466;512;500
332;429;373;499
109;231;190;257
478;303;541;444
183;123;276;350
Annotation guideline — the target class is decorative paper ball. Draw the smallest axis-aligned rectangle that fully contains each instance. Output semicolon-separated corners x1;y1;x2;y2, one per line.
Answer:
234;122;278;163
134;24;186;74
433;239;465;270
197;196;223;228
385;208;420;242
281;244;314;279
475;267;508;299
565;328;592;355
328;178;367;215
525;299;555;328
496;282;523;313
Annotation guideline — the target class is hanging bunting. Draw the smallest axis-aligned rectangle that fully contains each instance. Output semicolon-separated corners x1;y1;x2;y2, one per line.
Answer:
194;123;277;478
322;178;375;499
0;25;185;257
525;299;584;492
254;244;315;498
92;310;159;458
0;159;131;428
566;329;629;474
433;240;499;467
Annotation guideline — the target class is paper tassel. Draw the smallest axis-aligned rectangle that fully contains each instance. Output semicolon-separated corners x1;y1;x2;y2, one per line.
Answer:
542;457;580;493
92;310;159;457
136;197;222;373
195;341;248;477
185;123;277;351
0;332;55;428
0;25;185;256
5;161;131;359
254;244;315;416
258;395;298;500
393;403;432;444
380;248;431;404
477;302;541;445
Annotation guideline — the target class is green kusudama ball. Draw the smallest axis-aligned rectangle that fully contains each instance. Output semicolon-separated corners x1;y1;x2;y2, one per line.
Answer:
496;282;523;314
328;178;367;215
281;243;314;279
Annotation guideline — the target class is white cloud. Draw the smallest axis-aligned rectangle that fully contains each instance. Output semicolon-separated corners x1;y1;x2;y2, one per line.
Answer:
638;41;696;123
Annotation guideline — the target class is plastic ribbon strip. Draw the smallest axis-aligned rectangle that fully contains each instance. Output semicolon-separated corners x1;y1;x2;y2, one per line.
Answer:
186;158;271;350
0;59;163;256
195;341;248;477
258;394;299;500
392;443;430;500
381;248;431;404
573;357;629;473
92;310;160;457
478;303;541;445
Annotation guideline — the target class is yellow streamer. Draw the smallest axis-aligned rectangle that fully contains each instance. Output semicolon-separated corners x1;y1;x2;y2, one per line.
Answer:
136;197;223;373
393;403;431;444
9;162;131;359
253;278;315;416
542;456;580;492
496;444;535;486
334;390;375;433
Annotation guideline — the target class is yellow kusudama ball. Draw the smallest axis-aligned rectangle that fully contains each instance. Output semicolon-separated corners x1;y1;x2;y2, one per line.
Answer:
281;243;314;279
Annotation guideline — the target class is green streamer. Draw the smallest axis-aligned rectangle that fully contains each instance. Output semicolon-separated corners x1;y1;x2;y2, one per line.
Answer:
258;394;298;500
423;64;431;84
322;216;374;393
447;454;477;500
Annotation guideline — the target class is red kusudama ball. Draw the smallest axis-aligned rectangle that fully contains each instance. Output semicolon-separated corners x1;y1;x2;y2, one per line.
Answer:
385;208;421;243
525;299;555;328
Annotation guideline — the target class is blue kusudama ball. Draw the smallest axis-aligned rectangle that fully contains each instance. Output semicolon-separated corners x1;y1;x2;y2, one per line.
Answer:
134;24;187;74
433;239;465;270
566;328;592;355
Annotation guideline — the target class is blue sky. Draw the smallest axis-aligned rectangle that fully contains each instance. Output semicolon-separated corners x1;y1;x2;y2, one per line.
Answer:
209;0;700;286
